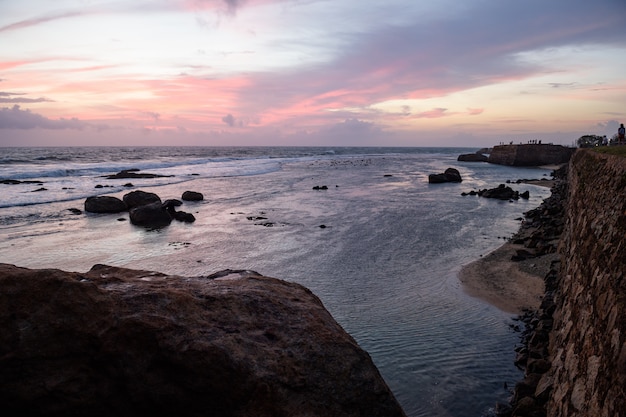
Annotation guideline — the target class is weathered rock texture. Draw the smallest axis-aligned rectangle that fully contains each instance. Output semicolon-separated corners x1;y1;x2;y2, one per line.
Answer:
489;144;574;166
0;264;406;417
546;150;626;417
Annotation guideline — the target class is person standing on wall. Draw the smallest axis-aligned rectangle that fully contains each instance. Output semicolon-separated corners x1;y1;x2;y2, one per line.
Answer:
619;123;625;145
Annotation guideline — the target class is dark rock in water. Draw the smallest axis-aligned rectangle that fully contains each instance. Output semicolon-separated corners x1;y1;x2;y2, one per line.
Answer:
477;184;526;200
457;153;489;162
520;190;530;199
84;196;127;213
428;168;462;183
182;190;204;201
0;263;406;417
312;185;328;190
104;169;173;179
1;179;45;185
31;187;47;192
129;201;172;227
67;208;82;215
173;211;196;223
161;199;183;210
123;183;134;187
123;190;161;209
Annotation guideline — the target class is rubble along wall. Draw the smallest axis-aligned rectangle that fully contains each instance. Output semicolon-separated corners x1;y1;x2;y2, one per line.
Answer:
547;150;626;417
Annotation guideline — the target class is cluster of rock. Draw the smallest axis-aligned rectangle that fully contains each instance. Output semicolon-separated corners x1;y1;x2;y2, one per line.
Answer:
495;165;568;417
0;263;407;417
84;190;203;228
428;167;462;183
462;184;530;201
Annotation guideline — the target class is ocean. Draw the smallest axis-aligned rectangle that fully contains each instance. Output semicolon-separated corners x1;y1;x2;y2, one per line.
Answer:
0;146;554;417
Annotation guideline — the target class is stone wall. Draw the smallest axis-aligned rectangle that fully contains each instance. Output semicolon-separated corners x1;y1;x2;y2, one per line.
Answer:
488;144;575;166
546;150;626;417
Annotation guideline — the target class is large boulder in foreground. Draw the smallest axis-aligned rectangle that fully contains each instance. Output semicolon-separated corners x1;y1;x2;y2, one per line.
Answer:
0;263;406;417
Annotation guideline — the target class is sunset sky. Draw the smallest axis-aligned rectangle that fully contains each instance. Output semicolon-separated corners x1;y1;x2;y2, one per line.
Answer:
1;0;625;147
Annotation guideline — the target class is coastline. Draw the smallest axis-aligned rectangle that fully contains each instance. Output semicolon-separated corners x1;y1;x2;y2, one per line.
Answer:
458;242;555;314
458;171;565;315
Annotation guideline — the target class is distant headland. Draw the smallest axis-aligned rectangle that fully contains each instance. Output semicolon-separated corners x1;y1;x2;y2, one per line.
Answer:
458;143;575;167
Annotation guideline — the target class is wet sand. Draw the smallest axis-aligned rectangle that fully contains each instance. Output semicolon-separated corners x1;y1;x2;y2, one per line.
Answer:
458;243;557;314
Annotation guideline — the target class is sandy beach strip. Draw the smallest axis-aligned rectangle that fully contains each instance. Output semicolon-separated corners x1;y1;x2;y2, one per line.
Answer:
458;242;557;314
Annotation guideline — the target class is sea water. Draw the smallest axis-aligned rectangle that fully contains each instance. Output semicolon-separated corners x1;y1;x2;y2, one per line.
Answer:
0;146;554;417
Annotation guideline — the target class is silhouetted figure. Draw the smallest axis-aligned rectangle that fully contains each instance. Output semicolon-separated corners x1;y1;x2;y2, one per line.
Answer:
619;123;625;144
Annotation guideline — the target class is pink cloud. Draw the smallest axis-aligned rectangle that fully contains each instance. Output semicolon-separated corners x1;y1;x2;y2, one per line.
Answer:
467;108;484;116
414;108;449;119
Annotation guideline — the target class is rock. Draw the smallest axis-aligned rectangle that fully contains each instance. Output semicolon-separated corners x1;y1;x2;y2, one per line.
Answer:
428;168;462;183
312;185;328;190
0;263;406;417
84;196;128;213
457;153;489;162
161;199;182;210
104;169;173;179
477;184;521;200
31;187;47;192
67;208;82;215
172;211;196;223
123;190;162;209
129;201;172;227
182;191;204;201
0;179;44;185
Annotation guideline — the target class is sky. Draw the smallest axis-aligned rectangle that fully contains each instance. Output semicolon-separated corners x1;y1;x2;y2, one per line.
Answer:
1;0;625;147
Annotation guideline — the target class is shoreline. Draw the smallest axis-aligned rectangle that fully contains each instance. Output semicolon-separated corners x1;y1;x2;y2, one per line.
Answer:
458;168;566;315
458;242;555;314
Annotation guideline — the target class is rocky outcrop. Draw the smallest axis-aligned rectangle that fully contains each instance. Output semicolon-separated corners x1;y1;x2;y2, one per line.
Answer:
84;195;127;213
0;263;406;417
489;144;574;167
428;167;462;183
458;152;489;162
462;184;530;200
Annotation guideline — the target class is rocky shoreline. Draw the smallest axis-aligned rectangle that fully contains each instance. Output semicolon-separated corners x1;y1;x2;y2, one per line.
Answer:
496;165;568;417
